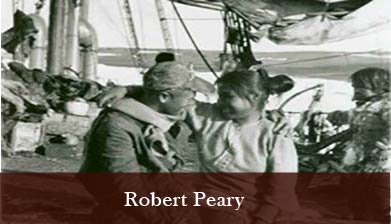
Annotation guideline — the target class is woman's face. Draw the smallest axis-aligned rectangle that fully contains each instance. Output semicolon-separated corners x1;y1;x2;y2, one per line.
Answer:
217;85;253;120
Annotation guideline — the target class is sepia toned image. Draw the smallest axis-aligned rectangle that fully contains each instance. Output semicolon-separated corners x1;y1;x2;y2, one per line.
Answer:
1;0;390;223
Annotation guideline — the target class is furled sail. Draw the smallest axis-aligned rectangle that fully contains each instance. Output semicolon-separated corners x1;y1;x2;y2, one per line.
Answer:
171;0;390;45
268;0;391;44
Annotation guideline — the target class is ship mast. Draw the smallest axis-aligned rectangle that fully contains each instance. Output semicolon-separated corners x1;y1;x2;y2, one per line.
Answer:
155;0;174;52
118;0;144;67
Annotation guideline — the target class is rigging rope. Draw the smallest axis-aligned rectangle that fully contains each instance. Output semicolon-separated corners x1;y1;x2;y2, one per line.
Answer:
165;18;222;21
170;0;219;79
172;1;222;11
99;1;130;42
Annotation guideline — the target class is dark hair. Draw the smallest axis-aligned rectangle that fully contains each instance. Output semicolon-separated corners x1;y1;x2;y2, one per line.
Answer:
350;67;390;94
216;68;294;109
155;52;175;63
217;68;294;96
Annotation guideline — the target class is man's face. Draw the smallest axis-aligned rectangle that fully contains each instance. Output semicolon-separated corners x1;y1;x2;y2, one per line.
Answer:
159;88;196;116
352;87;375;106
20;36;35;57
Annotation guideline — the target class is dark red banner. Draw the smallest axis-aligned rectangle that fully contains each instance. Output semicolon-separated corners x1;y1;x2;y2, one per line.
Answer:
1;173;389;224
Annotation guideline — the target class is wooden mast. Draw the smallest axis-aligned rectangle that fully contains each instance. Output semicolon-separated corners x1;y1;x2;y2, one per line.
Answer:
118;0;144;67
155;0;174;52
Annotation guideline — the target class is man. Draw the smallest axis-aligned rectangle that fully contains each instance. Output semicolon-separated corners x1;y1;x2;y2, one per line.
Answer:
327;67;390;172
80;61;214;172
79;61;214;223
327;67;390;222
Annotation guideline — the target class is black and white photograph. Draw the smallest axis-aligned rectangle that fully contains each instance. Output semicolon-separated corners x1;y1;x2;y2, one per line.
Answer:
1;0;390;223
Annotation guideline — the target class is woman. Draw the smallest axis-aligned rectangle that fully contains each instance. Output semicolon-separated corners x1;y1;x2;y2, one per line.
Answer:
188;69;299;224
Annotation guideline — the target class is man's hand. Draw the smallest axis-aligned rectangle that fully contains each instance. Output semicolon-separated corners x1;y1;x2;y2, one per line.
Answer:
97;86;127;107
184;105;202;133
267;110;292;137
